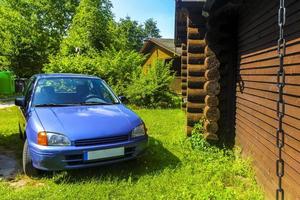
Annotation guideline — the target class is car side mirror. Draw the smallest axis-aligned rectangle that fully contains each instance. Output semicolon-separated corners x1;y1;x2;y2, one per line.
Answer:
118;96;128;104
15;97;25;107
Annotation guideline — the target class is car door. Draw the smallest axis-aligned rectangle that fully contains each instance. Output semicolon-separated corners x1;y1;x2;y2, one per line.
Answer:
18;77;36;134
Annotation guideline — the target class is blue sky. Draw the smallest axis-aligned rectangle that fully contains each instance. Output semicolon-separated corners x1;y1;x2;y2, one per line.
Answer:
110;0;175;38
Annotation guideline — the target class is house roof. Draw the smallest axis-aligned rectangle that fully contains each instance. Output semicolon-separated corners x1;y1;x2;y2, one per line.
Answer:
140;38;182;56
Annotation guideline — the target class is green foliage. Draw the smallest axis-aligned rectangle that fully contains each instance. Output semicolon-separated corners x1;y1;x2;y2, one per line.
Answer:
109;17;162;51
45;50;181;109
44;48;145;95
144;18;161;39
60;0;113;55
98;49;145;95
0;108;263;200
111;16;146;51
0;4;30;72
44;51;102;75
189;122;213;151
125;60;180;108
0;0;162;78
0;0;79;77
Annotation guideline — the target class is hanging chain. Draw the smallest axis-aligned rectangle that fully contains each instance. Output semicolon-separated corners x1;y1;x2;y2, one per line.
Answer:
276;0;286;199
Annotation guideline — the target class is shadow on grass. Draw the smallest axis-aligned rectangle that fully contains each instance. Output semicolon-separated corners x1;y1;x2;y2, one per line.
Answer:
0;132;23;159
53;136;180;184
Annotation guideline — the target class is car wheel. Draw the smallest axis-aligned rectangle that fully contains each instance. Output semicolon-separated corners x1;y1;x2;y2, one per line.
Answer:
23;139;41;177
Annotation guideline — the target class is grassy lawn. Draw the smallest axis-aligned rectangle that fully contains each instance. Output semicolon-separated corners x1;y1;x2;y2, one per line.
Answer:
0;107;263;200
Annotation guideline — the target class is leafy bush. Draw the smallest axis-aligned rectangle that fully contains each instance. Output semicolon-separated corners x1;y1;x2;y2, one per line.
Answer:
99;49;145;95
189;121;213;151
43;48;145;95
44;51;100;75
125;60;181;108
45;54;180;108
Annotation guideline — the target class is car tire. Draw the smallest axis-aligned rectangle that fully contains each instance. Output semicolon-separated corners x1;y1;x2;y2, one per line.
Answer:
23;139;41;177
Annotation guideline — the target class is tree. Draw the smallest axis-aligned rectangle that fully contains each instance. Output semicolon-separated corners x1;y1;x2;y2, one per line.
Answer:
111;17;162;51
60;0;113;55
45;0;147;95
0;0;79;77
115;16;146;51
144;18;161;39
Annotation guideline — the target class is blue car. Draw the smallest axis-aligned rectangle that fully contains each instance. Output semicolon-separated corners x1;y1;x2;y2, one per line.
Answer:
15;74;148;176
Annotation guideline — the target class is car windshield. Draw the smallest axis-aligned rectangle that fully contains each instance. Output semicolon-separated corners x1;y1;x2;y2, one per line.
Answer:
32;77;119;106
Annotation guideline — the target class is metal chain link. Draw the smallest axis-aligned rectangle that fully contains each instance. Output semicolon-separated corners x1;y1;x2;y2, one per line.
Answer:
276;0;286;199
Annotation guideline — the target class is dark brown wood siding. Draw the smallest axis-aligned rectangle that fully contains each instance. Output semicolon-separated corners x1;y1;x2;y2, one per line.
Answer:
236;0;300;199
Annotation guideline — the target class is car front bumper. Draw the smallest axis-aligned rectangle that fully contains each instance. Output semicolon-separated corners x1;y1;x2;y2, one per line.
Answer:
29;136;148;171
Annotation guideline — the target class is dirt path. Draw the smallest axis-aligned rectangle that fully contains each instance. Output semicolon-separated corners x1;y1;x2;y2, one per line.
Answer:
0;101;14;109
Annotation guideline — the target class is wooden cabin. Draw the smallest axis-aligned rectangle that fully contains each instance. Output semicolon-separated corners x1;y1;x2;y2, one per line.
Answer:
140;38;182;94
175;0;300;199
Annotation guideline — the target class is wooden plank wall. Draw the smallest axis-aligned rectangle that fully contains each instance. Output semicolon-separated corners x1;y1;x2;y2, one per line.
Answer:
236;0;300;199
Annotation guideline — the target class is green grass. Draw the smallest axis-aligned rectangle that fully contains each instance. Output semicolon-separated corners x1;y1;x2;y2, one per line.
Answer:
0;107;264;200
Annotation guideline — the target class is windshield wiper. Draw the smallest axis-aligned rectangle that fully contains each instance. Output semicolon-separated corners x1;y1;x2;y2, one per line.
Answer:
34;103;79;107
80;102;113;105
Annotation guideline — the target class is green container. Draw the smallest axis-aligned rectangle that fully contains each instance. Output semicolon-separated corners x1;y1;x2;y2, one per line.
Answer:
0;71;15;95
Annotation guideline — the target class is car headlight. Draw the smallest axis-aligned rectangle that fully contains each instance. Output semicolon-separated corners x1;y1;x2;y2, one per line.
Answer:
38;132;71;146
131;124;146;138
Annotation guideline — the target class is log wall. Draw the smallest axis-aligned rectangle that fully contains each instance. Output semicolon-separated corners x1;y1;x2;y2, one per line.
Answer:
185;13;221;138
203;47;220;140
186;13;207;135
182;12;222;139
205;3;238;146
181;43;187;110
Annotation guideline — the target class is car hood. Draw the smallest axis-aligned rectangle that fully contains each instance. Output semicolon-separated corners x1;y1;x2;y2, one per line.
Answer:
33;104;142;141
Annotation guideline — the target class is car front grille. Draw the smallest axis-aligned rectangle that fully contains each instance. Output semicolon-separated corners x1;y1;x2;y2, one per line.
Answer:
74;135;129;147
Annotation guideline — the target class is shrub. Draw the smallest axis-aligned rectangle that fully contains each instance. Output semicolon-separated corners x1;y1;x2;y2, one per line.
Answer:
99;48;145;95
43;50;101;75
125;60;181;108
43;48;145;95
189;121;213;151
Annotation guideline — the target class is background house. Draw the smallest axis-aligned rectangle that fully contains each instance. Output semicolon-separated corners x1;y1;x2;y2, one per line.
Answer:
140;38;182;94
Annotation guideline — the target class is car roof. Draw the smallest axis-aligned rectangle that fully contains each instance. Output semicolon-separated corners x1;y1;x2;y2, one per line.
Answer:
33;73;100;79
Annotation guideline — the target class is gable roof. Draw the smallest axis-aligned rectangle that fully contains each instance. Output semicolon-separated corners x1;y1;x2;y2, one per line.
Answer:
140;38;182;56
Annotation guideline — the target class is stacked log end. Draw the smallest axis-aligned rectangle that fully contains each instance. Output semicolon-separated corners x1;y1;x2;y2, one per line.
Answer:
203;45;221;140
181;43;187;111
186;16;206;136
